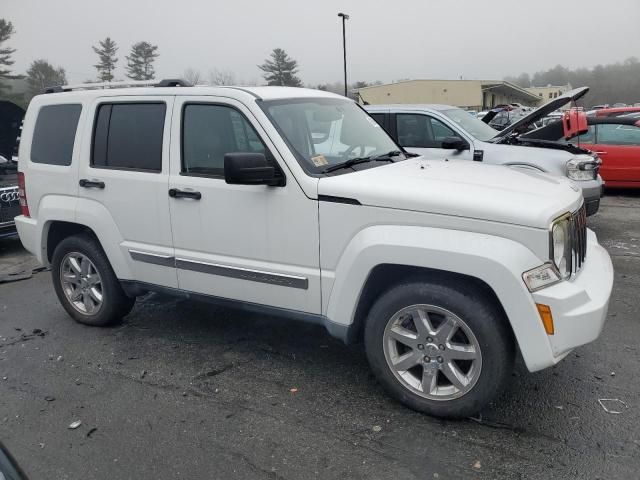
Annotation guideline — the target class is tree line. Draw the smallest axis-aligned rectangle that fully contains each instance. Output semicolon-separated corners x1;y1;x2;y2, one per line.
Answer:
0;16;379;108
505;57;640;106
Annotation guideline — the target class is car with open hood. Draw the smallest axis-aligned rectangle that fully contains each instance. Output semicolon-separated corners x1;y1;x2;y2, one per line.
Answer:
523;110;640;188
365;87;603;216
15;81;612;418
0;100;25;239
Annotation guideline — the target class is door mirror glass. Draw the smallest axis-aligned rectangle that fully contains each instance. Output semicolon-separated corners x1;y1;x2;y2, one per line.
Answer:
224;153;284;186
441;136;469;150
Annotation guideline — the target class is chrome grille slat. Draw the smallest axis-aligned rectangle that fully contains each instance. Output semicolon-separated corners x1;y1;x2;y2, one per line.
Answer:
570;204;587;275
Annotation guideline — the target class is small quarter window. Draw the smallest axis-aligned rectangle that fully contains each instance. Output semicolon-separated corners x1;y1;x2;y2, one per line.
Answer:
31;104;81;165
92;103;166;172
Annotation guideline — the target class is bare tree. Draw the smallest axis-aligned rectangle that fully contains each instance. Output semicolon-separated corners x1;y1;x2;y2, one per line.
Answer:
208;69;236;86
183;68;203;85
25;59;67;99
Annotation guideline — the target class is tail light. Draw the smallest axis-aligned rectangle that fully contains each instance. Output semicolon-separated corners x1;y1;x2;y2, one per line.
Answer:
17;171;30;217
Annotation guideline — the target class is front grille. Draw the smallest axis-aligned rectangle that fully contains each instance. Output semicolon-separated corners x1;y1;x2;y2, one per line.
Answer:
0;186;20;224
570;204;587;274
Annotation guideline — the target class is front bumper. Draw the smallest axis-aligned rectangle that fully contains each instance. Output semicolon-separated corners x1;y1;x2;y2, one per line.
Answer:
529;228;613;369
577;175;603;216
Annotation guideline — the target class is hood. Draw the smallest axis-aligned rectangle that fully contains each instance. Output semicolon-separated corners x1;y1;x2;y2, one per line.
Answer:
491;87;589;140
318;159;583;229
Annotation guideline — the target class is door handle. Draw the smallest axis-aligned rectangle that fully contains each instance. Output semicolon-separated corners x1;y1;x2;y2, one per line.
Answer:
168;188;201;200
79;179;105;189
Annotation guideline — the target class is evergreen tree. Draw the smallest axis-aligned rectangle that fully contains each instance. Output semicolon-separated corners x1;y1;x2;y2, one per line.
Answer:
0;19;19;95
125;41;159;80
92;37;118;82
25;59;67;98
258;48;302;87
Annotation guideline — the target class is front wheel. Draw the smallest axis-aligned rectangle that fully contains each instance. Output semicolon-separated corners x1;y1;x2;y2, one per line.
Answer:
364;281;514;418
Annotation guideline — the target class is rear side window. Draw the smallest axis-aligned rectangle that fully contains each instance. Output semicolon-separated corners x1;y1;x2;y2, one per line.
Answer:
31;104;81;165
92;103;166;171
596;124;640;146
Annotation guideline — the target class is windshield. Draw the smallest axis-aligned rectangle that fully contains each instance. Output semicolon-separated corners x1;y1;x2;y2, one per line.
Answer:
260;98;402;174
441;108;499;141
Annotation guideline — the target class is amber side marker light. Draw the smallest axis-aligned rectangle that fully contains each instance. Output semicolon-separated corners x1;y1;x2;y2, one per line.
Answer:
536;304;555;335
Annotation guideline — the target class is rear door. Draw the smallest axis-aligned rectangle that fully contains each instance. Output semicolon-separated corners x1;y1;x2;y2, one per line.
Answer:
591;123;640;185
77;96;177;287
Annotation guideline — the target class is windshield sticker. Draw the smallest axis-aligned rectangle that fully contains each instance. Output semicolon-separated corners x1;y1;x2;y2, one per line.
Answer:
311;155;328;167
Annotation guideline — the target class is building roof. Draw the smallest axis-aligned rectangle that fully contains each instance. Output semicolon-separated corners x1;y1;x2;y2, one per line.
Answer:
355;79;541;103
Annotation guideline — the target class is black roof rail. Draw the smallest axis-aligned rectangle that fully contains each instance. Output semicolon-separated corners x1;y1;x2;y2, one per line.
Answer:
155;79;193;87
43;86;67;94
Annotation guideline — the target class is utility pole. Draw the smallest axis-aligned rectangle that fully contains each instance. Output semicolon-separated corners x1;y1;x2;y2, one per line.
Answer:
338;12;349;97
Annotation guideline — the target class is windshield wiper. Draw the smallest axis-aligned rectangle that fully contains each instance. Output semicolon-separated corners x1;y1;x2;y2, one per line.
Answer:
322;151;403;174
322;157;377;173
371;150;404;161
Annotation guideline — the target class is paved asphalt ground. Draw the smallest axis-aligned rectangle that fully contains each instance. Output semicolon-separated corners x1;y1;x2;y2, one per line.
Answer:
0;193;639;480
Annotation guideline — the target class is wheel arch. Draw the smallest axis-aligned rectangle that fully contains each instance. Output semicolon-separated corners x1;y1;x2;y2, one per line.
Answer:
349;264;512;344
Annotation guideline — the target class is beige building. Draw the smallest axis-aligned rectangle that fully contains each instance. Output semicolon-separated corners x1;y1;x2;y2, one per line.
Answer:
525;84;573;106
355;79;541;110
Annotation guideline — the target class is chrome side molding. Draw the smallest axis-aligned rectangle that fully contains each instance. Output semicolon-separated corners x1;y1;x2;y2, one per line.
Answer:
128;249;308;290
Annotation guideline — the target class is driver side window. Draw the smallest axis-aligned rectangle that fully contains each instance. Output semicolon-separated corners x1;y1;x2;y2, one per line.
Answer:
396;114;460;148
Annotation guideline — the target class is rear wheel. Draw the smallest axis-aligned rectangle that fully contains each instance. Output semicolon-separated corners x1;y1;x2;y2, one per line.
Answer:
51;234;135;326
364;280;514;418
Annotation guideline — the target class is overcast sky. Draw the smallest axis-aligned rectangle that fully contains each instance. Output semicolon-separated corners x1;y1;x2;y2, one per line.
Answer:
4;0;640;85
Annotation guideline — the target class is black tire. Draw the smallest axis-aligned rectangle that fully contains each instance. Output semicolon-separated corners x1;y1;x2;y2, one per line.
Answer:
51;233;135;326
364;279;514;419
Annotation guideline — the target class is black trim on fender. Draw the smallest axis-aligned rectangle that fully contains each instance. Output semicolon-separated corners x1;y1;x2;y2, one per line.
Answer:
318;195;361;205
119;280;351;342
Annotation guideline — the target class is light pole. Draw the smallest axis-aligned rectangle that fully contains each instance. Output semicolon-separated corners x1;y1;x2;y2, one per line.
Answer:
338;12;349;97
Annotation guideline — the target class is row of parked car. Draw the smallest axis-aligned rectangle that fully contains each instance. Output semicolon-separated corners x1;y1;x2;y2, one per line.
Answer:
2;80;618;418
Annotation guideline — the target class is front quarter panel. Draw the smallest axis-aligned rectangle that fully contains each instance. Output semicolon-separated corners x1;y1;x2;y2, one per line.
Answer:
320;205;556;372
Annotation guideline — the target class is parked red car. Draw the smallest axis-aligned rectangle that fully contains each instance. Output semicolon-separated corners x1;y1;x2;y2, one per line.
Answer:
593;106;640;118
524;112;640;188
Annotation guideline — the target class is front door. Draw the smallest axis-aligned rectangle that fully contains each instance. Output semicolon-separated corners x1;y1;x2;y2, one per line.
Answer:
394;113;474;161
591;123;640;185
167;96;321;314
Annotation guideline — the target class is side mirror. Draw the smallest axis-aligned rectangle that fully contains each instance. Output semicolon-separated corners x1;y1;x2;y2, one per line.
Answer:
441;136;469;150
224;153;284;187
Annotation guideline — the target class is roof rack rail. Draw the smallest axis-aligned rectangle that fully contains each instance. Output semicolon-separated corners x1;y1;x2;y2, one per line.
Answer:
43;78;193;94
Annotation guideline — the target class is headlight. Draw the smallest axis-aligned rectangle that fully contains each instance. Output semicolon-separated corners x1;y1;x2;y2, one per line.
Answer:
567;158;598;181
551;214;572;278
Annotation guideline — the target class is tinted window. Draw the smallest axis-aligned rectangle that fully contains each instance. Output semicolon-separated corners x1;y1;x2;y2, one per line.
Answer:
597;124;640;145
430;117;457;142
92;103;165;171
31;104;81;165
397;114;432;148
369;113;385;128
182;104;270;176
397;114;461;148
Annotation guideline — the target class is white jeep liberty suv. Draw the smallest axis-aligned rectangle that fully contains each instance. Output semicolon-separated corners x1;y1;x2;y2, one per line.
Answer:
15;80;614;418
